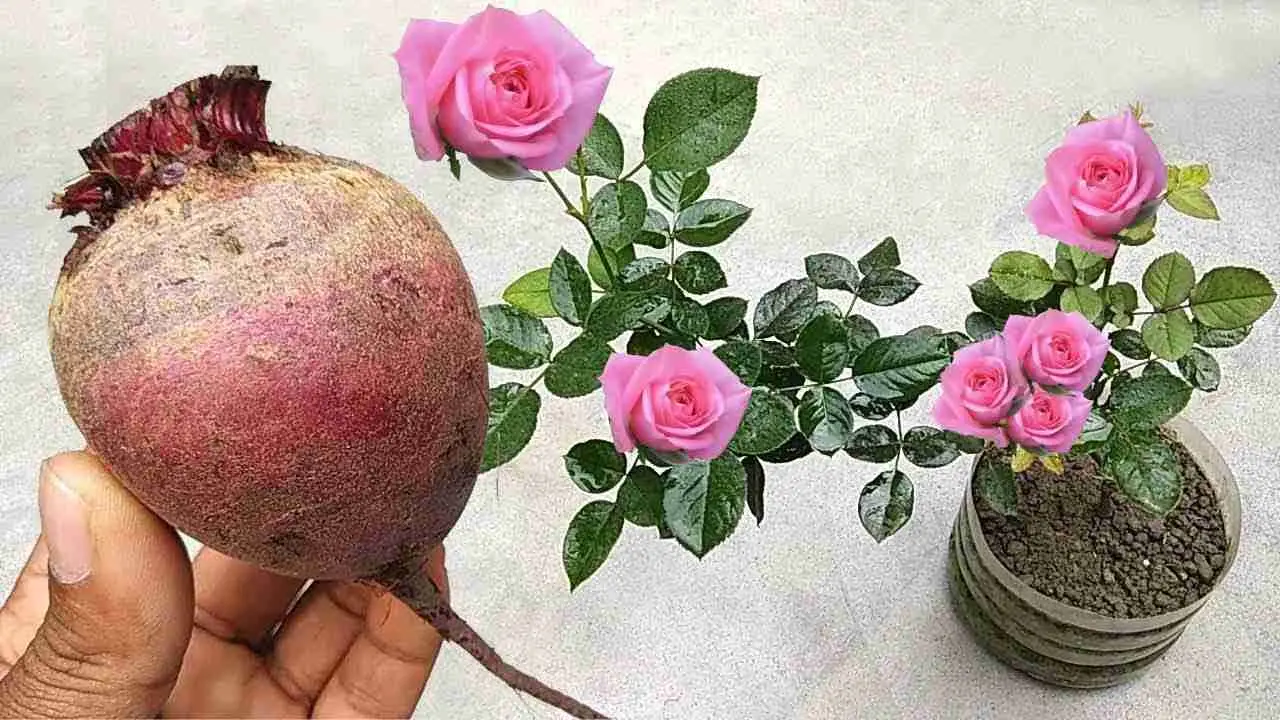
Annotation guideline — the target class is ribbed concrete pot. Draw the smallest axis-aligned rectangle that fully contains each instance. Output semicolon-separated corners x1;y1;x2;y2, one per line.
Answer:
947;417;1241;688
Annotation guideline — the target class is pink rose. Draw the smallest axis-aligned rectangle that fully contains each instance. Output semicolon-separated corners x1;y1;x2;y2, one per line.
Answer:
1003;310;1109;392
932;337;1029;448
1007;387;1092;454
395;7;612;171
1025;111;1166;258
600;345;751;462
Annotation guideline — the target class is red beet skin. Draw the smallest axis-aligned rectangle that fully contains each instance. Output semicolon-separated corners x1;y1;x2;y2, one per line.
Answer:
46;67;609;719
49;147;489;580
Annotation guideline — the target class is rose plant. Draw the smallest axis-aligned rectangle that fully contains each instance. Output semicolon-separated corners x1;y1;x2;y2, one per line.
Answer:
955;105;1276;518
397;6;1001;590
396;7;1276;594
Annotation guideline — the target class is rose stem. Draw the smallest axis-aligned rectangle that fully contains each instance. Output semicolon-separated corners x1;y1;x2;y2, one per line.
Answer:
380;566;608;719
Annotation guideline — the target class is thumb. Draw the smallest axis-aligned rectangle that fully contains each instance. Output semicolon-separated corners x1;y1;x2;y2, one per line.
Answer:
0;452;194;718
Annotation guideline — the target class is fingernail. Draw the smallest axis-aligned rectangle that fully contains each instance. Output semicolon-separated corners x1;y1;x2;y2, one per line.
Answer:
38;460;93;584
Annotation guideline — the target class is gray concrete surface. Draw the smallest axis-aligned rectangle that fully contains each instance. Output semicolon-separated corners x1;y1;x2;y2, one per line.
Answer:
3;1;1279;717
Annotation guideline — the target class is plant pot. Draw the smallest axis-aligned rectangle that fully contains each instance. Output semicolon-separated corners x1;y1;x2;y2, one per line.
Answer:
946;417;1241;688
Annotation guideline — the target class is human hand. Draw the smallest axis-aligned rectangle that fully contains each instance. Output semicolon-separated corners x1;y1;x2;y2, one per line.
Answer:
0;451;448;718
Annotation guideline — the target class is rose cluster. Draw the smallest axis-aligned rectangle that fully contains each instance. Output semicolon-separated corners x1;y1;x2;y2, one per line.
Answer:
933;310;1108;454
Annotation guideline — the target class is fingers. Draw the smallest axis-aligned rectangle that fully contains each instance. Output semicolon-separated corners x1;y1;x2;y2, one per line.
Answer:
0;540;51;674
0;453;195;719
162;550;306;717
191;548;305;650
312;547;448;718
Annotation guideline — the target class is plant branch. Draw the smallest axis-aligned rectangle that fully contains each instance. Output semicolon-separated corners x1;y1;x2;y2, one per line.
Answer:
844;292;859;318
619;160;646;181
543;171;618;285
776;374;856;393
1132;305;1188;317
893;409;903;473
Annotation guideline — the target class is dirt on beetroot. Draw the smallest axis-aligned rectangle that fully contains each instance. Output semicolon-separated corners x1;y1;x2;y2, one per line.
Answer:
974;439;1229;618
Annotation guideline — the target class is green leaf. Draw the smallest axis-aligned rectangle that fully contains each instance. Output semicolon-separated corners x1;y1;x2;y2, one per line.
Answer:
969;278;1034;320
468;156;541;182
1109;328;1150;360
1174;163;1211;189
586;292;671;341
563;501;623;590
1107;372;1193;430
1075;410;1113;451
949;432;988;454
743;456;766;525
1144;361;1174;379
1166;186;1220;220
545;333;613;398
845;424;899;463
549;249;593;326
857;268;921;306
650;168;710;212
1060;285;1104;323
844;314;881;359
859;470;914;542
857;237;900;274
1056;243;1107;285
795;314;851;383
480;383;541;472
1117;205;1158;246
566;114;624;179
1188;267;1277;329
589;181;647;249
797;387;855;454
852;335;951;401
617;257;671;292
481;304;553;369
753;279;818;339
850;392;894;421
673;199;752;247
670;297;710;337
662;455;747;557
901;426;961;468
1177;348;1221;392
564;440;627;493
1104;434;1183;515
617;466;664;527
587;243;634;291
1142;310;1194;361
729;389;796;456
965;312;1001;341
635;209;671;249
974;452;1017;516
805;253;860;292
1142;252;1196;309
673;251;728;295
1193;320;1250;348
713;340;762;385
757;340;796;367
757;432;813;464
642;69;759;172
626;329;664;356
704;297;748;340
989;251;1055;301
1105;282;1140;313
502;268;556;318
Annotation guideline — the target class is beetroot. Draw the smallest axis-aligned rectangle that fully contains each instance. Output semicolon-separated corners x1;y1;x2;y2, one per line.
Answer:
47;67;603;718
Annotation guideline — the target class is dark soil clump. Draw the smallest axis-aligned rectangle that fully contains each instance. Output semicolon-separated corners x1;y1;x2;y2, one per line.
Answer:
973;439;1229;618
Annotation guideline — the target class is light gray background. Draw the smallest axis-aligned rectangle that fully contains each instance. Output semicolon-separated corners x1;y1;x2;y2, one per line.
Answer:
2;1;1278;718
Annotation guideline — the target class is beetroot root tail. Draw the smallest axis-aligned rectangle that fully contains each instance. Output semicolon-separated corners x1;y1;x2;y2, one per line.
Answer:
381;566;609;719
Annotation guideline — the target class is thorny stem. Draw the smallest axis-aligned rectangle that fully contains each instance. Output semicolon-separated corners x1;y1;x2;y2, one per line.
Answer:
381;565;608;719
543;171;618;285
